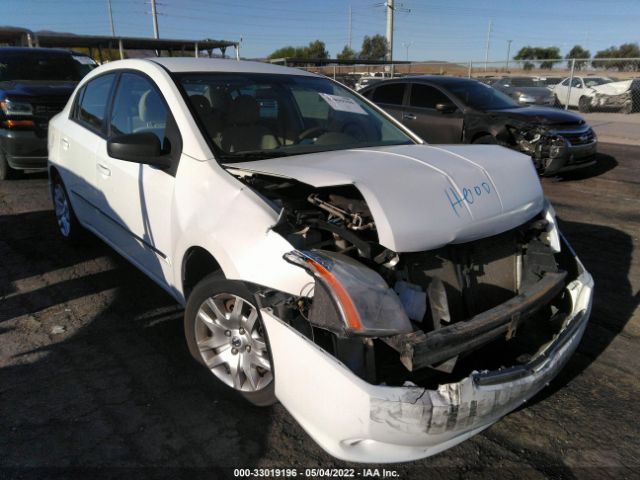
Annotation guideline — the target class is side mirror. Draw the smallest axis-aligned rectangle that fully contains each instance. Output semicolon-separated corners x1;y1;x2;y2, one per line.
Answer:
107;132;171;169
435;102;457;114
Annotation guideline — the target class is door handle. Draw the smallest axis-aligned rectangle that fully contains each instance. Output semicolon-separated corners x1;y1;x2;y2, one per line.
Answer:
61;138;69;150
97;163;111;177
403;113;416;120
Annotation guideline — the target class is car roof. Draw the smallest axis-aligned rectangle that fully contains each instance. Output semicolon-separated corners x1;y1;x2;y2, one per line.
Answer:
147;57;318;76
361;75;479;89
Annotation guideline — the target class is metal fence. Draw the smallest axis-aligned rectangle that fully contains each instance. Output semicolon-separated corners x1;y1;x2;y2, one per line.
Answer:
297;57;640;115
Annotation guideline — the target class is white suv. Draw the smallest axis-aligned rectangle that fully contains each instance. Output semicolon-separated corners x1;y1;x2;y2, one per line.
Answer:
48;58;593;463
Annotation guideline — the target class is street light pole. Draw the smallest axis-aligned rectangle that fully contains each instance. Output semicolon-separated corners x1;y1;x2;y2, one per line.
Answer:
506;39;513;70
106;0;115;37
151;0;160;39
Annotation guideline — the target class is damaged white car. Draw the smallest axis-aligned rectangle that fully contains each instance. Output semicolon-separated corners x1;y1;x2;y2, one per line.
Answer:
48;58;594;463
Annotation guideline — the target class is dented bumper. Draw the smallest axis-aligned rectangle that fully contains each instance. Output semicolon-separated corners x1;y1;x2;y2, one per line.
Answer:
261;254;593;463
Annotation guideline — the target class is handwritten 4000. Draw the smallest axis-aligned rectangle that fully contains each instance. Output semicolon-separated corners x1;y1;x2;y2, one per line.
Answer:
445;182;492;216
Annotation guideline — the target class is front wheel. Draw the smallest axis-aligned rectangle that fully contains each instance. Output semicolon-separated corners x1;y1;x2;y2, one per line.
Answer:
184;274;276;406
0;152;17;180
578;96;592;113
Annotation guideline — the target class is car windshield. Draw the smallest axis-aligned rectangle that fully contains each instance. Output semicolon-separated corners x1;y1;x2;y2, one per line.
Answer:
442;80;520;110
584;77;613;87
176;72;413;161
0;51;82;81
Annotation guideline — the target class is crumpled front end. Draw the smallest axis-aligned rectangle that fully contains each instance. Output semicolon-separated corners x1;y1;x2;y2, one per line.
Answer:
260;237;592;463
504;121;597;175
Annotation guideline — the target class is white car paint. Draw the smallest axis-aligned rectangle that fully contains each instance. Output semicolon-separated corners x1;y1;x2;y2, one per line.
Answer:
552;76;614;107
227;144;543;253
48;58;593;463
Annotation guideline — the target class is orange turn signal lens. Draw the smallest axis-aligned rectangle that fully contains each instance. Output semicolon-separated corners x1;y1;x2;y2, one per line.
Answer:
3;119;35;128
305;258;363;332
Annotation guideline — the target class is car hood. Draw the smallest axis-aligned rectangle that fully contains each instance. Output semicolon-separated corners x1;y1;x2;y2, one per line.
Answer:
226;144;544;252
0;80;77;100
486;106;585;125
590;79;635;95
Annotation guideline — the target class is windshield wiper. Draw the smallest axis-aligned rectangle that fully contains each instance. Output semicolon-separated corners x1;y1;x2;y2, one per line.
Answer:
218;150;290;162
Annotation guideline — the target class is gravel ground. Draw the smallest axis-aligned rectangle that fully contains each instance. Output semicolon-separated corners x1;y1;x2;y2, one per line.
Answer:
0;144;638;479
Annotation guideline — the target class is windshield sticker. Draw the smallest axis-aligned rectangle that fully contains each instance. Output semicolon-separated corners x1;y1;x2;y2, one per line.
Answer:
319;93;368;115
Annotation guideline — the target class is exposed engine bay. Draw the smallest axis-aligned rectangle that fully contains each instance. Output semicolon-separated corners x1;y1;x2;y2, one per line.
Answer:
505;124;571;173
233;171;578;389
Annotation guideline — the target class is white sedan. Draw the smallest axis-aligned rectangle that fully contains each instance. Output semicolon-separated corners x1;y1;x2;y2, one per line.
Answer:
552;76;614;111
48;58;593;463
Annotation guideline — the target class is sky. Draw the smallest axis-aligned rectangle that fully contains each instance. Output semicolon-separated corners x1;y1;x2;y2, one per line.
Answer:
4;0;640;62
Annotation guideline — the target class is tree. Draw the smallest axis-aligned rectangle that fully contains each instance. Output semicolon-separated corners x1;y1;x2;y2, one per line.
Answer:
337;45;357;60
513;45;561;69
593;43;640;71
360;34;388;61
267;40;329;60
566;45;590;70
305;40;329;59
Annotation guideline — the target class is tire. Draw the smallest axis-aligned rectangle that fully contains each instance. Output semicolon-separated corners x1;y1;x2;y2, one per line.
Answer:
51;174;83;241
184;273;276;406
621;100;633;114
0;151;17;180
472;134;497;145
578;96;592;113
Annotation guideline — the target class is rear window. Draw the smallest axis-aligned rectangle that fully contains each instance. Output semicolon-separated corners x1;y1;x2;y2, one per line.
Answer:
0;50;82;81
372;83;405;105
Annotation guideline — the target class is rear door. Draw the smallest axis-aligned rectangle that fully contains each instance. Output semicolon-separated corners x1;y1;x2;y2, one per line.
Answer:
369;82;407;122
554;78;570;105
403;83;463;143
61;73;117;227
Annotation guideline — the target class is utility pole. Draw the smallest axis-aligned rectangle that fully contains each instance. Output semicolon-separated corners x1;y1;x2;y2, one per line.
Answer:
484;19;492;71
106;0;116;37
385;0;394;62
506;39;513;70
150;0;160;39
348;5;352;50
402;41;413;61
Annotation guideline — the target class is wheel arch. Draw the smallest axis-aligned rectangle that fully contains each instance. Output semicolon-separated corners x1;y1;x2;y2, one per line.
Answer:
181;246;224;301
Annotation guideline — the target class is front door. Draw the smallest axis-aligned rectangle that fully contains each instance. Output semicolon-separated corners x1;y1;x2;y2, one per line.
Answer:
94;72;179;287
403;83;463;143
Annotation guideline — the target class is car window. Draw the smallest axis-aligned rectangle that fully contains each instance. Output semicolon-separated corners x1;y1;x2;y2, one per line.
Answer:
110;73;167;144
409;84;451;109
560;78;570;86
570;78;582;88
75;74;116;132
372;83;405;105
0;51;82;81
176;73;413;160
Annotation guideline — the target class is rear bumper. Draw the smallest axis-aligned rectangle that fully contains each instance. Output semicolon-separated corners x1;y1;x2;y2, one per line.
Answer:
0;129;48;170
262;246;593;463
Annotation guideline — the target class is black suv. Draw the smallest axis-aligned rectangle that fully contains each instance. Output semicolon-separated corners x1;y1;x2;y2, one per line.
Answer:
0;48;82;179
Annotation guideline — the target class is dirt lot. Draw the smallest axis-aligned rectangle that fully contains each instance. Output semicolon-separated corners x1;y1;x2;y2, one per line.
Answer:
0;144;638;479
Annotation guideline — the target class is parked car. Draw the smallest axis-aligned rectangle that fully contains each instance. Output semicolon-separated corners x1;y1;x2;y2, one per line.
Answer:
551;76;614;111
48;58;593;463
533;75;563;88
355;72;392;90
70;51;99;77
360;76;597;175
491;76;556;105
0;47;82;179
576;78;640;114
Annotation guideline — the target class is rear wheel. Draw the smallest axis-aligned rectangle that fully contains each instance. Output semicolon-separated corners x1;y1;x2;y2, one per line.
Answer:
51;174;83;241
621;100;634;114
578;96;592;113
184;273;276;406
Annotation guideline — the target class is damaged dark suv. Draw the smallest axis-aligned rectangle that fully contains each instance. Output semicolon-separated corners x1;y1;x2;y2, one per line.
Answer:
361;76;597;175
